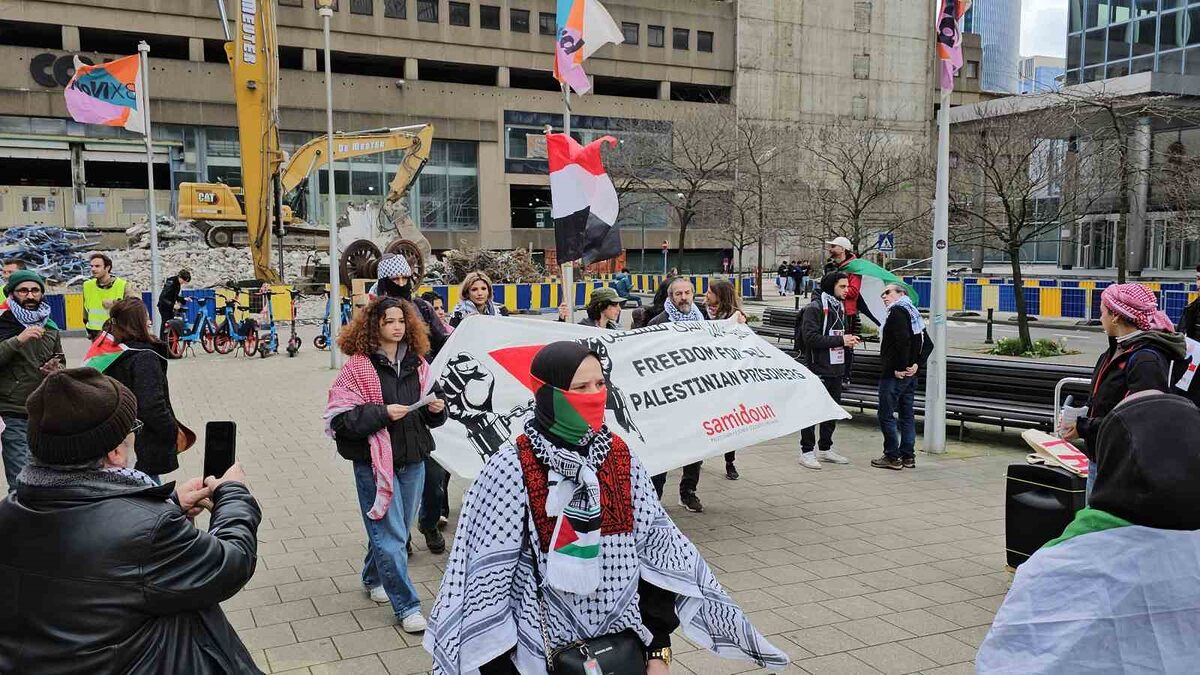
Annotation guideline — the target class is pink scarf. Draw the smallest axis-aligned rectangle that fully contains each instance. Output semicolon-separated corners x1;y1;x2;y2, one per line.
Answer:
324;352;429;519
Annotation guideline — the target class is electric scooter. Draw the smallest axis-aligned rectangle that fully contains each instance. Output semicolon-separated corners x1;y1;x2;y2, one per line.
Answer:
285;288;302;358
213;292;260;357
163;296;217;357
314;292;352;350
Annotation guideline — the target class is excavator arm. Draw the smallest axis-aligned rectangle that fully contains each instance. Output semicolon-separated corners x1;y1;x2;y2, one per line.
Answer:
280;124;434;197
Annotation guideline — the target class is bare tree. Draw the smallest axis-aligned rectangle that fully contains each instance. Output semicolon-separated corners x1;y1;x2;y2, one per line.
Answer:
606;106;739;270
950;102;1120;348
796;117;932;255
1153;135;1200;250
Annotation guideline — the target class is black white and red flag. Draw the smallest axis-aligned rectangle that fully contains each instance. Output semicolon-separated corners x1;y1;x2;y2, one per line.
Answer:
547;133;622;265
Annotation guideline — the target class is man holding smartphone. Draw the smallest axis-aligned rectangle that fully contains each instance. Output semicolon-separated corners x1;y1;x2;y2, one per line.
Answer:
0;368;263;673
0;270;63;490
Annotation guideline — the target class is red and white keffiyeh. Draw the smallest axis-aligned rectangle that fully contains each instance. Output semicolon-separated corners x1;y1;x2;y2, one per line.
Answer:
323;352;428;519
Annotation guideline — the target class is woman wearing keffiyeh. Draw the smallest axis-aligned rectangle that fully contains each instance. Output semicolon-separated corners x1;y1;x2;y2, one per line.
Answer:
424;341;788;674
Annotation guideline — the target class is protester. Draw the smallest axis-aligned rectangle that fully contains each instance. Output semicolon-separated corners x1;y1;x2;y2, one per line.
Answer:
555;302;569;323
646;277;707;511
1061;283;1185;496
326;297;448;632
826;237;863;340
790;262;807;299
776;260;790;296
578;287;623;329
157;268;192;325
0;258;25;312
976;392;1200;674
871;283;924;471
611;267;641;307
705;279;748;480
0;270;63;490
796;273;861;470
82;253;137;340
423;341;789;674
92;298;182;484
450;271;510;327
421;290;454;335
369;254;449;355
631;279;672;329
0;368;261;674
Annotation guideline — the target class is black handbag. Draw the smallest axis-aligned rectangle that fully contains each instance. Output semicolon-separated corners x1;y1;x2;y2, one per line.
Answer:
522;502;646;674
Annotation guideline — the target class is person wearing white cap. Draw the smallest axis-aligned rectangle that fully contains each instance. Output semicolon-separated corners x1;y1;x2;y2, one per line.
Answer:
825;237;863;377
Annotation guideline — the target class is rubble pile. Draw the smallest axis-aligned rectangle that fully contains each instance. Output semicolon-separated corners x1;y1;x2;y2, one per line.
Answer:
0;226;99;286
97;244;317;292
438;247;544;284
125;217;203;248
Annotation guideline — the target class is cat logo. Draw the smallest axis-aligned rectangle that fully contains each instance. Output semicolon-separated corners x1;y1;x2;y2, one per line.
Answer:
197;192;220;204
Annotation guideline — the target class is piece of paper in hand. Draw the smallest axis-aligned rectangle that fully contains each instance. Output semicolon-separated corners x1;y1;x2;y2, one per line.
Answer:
409;393;437;410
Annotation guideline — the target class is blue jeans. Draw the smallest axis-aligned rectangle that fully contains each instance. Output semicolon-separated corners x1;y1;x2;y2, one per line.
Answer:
353;460;425;619
878;376;918;459
1085;459;1096;503
1;416;31;493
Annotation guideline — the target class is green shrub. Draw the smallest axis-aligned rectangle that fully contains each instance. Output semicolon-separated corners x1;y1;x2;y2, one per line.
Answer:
989;337;1068;358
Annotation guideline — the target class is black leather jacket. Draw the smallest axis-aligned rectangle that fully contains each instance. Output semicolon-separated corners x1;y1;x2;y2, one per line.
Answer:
0;467;263;674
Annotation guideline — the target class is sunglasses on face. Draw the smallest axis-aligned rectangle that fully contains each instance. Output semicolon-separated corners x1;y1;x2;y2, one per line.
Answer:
881;289;897;299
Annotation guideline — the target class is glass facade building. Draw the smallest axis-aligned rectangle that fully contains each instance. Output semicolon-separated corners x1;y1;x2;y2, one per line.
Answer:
963;0;1023;93
1066;0;1200;85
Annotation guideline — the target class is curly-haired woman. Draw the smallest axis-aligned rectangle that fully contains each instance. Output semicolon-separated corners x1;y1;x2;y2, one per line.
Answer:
324;297;447;634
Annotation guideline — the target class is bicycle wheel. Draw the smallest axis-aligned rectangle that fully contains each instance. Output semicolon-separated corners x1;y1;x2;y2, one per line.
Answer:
242;329;259;357
287;335;301;357
313;334;328;350
200;324;217;354
214;326;235;355
165;324;185;358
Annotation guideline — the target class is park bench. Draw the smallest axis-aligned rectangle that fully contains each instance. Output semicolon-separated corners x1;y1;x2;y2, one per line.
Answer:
834;352;1093;437
757;307;799;344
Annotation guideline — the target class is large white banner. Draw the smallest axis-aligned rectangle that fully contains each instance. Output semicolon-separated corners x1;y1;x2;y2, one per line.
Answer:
424;316;850;479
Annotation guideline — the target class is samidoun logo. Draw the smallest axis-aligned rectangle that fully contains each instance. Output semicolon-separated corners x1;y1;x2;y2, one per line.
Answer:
702;403;777;437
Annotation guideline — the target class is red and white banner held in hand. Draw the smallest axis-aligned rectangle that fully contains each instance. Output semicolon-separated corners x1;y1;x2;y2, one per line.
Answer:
424;316;850;479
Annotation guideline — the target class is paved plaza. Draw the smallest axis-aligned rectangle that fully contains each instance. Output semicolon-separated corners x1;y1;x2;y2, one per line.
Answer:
25;334;1028;674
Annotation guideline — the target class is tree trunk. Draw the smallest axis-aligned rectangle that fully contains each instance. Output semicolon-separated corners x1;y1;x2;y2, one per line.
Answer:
1115;141;1131;283
1009;248;1032;350
674;211;690;273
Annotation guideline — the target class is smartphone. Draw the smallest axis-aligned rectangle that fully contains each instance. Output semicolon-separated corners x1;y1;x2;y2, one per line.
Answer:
203;421;237;479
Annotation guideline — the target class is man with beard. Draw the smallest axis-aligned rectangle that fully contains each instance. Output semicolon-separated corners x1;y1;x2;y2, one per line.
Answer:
0;270;64;490
369;254;449;356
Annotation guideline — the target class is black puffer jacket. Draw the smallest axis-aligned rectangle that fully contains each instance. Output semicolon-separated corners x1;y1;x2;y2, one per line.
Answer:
1076;331;1188;454
795;296;849;378
331;348;448;465
104;341;180;475
0;468;262;674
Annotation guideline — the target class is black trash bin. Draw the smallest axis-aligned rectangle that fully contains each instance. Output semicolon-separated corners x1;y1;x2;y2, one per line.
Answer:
1005;463;1086;568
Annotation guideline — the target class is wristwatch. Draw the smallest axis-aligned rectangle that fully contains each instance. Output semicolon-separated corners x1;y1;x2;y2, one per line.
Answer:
646;647;672;665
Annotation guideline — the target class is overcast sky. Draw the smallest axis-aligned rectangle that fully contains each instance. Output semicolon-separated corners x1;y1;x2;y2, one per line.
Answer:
1021;0;1068;58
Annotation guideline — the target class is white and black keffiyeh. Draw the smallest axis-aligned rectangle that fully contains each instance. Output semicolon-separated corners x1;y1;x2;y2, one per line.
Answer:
423;442;789;674
9;299;52;328
451;298;504;320
377;254;413;280
664;298;705;322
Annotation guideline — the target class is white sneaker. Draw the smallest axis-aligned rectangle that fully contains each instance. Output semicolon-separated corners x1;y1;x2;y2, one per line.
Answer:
400;612;428;633
816;449;850;464
799;452;822;470
368;586;389;603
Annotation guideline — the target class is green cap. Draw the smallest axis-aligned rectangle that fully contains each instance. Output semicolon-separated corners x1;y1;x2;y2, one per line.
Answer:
5;269;45;297
589;287;622;306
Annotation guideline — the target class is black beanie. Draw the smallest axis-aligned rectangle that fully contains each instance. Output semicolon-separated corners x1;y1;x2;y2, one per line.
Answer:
27;368;138;464
1091;393;1200;530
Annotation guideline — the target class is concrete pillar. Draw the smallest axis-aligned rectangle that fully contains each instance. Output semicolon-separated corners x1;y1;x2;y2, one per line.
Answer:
70;142;87;227
62;26;80;52
302;48;318;72
188;38;204;62
497;66;510;87
658;81;671;100
1126;116;1152;276
971;168;985;273
1059;138;1079;270
404;58;419;81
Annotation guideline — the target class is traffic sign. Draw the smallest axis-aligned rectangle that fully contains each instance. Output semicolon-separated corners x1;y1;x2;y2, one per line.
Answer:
876;233;895;253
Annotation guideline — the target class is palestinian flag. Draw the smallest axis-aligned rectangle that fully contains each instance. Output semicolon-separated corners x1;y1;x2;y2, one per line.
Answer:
548;133;622;266
841;258;920;328
81;331;127;372
977;508;1200;672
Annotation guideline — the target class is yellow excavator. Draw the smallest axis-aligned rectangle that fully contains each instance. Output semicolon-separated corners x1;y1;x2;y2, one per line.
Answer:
181;0;432;282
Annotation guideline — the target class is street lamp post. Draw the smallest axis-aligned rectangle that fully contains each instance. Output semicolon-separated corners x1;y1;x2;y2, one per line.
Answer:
318;0;340;369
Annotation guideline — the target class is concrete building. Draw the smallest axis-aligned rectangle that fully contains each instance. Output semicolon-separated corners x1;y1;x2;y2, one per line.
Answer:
963;0;1022;93
1;0;937;271
1019;55;1066;93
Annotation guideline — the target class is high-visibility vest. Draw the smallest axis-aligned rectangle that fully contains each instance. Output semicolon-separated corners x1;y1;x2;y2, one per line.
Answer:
82;277;128;330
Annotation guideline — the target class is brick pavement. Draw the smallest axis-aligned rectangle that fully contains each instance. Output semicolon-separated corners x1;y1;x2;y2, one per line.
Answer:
20;336;1027;674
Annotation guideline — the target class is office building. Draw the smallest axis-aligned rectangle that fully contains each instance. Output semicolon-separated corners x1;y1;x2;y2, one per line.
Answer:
1066;0;1200;84
1019;55;1066;93
963;0;1022;93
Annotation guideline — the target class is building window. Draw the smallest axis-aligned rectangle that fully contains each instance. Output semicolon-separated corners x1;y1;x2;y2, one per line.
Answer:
854;1;872;32
697;30;713;52
853;53;870;79
622;22;639;45
480;4;499;29
965;60;979;78
852;95;868;121
279;0;302;6
350;0;373;15
449;1;469;26
416;0;437;22
384;0;406;18
673;28;689;50
511;9;530;32
539;12;556;35
648;25;664;48
411;141;480;230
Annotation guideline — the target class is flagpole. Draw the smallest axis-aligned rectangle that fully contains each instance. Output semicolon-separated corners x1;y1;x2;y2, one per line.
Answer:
138;41;162;335
924;86;951;455
560;83;575;323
